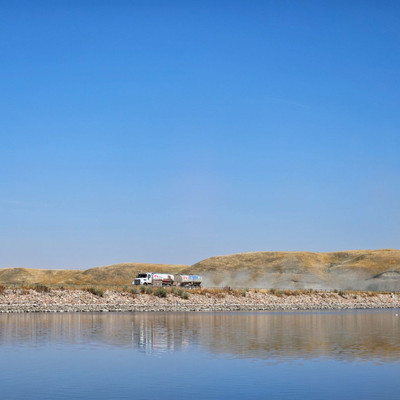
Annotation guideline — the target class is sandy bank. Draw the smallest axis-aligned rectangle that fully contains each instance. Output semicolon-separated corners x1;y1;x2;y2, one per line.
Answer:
0;288;399;313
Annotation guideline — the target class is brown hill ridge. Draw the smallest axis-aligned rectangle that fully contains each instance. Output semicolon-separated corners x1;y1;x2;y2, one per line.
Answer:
190;249;400;290
1;249;400;291
0;263;187;288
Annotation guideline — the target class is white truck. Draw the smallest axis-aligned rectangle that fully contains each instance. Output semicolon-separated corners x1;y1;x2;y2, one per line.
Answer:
133;272;174;286
133;273;202;288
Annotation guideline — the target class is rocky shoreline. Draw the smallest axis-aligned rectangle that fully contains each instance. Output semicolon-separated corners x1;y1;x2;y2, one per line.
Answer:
0;288;400;313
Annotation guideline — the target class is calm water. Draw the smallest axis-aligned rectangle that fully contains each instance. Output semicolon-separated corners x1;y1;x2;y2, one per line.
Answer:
0;310;399;399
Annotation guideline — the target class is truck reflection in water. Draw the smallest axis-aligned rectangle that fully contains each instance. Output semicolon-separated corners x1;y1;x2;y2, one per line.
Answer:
134;314;194;354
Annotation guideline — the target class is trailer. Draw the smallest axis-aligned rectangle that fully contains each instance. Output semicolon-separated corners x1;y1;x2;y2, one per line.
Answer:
175;275;202;288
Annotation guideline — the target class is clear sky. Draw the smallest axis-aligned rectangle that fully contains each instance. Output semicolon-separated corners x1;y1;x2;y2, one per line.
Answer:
1;1;399;269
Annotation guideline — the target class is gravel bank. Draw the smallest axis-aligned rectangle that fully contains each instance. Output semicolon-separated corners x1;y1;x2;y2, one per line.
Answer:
0;288;400;313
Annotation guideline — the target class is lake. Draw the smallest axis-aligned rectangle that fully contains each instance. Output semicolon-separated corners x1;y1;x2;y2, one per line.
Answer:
0;310;399;399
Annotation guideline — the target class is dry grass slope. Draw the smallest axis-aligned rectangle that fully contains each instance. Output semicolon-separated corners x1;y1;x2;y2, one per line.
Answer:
188;249;400;290
0;263;188;288
1;249;399;290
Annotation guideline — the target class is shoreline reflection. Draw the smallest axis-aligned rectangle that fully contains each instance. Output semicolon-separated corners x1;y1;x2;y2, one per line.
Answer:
0;310;399;362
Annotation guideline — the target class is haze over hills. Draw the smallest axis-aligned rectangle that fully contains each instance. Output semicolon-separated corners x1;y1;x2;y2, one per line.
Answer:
1;249;400;291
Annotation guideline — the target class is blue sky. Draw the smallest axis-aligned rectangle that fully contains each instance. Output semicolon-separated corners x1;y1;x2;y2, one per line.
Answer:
1;1;399;268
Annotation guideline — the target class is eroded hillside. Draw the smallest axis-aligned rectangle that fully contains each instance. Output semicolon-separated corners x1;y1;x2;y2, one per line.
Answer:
1;249;399;290
188;249;400;290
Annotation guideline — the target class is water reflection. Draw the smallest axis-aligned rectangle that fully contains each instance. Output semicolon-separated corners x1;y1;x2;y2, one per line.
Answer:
0;311;399;362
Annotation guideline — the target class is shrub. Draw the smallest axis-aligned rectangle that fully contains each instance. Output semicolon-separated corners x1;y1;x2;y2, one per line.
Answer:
154;287;167;298
145;286;154;295
33;284;51;293
269;288;284;297
338;290;345;298
181;291;189;300
232;289;247;297
140;285;146;294
0;284;5;295
173;288;189;299
87;287;104;297
130;288;138;296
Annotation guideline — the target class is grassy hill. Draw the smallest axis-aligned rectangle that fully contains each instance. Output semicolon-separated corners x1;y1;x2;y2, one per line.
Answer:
189;249;400;290
0;263;188;288
1;249;400;290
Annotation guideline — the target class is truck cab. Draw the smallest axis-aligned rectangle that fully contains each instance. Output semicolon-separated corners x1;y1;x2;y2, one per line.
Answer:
133;273;152;286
